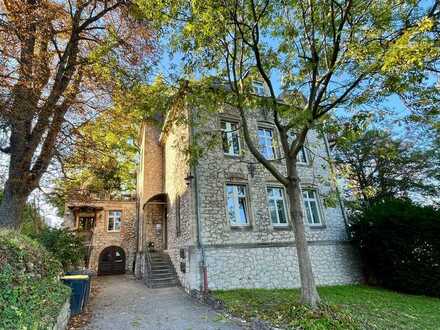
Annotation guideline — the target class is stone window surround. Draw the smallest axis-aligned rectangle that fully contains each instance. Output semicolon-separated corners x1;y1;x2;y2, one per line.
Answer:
74;211;95;230
220;117;242;157
264;179;327;230
300;185;326;229
221;176;327;232
223;178;255;231
257;121;281;160
265;184;291;230
107;210;122;232
256;122;313;167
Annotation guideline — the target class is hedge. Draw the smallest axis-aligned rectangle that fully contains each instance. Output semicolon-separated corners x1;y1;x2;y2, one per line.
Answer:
351;199;440;297
0;230;71;330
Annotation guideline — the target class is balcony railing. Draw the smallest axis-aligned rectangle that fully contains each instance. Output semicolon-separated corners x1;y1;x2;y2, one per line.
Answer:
67;189;137;202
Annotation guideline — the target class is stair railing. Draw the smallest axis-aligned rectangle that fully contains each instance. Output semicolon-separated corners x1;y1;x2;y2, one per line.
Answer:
144;248;153;287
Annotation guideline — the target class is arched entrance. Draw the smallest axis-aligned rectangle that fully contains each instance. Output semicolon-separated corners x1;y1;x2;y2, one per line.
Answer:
98;246;126;275
143;194;168;252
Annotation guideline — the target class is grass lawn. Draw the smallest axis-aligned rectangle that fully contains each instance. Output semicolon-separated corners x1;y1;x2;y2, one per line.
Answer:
213;285;440;330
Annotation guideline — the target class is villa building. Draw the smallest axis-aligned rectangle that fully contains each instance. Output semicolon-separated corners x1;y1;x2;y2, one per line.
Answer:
64;84;362;291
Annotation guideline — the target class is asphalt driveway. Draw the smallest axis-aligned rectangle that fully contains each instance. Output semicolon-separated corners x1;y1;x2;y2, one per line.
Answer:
82;275;242;330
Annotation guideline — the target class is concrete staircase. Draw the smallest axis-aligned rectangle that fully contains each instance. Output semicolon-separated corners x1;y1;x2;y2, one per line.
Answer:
145;251;179;288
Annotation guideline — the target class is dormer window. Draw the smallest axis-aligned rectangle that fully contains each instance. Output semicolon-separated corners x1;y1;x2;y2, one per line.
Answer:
253;81;266;96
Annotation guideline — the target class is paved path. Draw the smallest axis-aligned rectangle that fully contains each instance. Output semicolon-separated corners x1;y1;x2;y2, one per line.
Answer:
83;275;242;330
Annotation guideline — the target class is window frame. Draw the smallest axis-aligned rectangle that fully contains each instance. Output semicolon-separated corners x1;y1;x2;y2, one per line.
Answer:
257;126;277;160
252;81;266;96
301;189;324;227
266;186;289;227
287;132;310;165
297;146;309;164
220;119;241;156
107;210;122;232
78;216;95;231
176;195;181;237
225;183;251;227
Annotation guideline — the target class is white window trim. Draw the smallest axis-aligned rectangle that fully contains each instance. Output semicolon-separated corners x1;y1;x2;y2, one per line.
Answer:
253;81;266;96
301;189;324;227
266;186;289;227
108;210;122;232
258;127;277;160
221;120;241;156
225;183;250;227
297;146;309;165
287;132;309;165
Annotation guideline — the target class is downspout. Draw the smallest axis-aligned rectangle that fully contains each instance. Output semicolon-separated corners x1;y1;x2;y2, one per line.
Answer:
322;132;351;238
193;164;208;293
190;109;208;293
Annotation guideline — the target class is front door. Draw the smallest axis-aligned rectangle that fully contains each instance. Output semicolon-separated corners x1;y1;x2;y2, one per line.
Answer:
98;246;126;275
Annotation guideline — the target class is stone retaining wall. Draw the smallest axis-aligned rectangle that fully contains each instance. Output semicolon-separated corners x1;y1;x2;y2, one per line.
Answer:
51;299;70;330
202;242;362;290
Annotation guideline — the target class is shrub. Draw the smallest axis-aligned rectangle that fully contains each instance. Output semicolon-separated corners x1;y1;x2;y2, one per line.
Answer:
351;198;440;297
0;230;70;330
30;227;86;271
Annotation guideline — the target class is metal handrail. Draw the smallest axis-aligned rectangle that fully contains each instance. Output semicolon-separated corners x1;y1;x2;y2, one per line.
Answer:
144;249;153;287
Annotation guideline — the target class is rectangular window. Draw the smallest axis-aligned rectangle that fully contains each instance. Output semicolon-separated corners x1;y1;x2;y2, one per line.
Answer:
258;127;276;159
302;190;322;226
297;146;308;164
78;216;95;231
108;210;122;232
287;132;308;164
226;184;249;226
221;120;241;156
176;195;181;237
253;81;266;96
267;187;288;226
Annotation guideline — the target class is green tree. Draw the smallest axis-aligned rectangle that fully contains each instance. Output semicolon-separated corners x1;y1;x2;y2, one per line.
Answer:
48;77;174;216
136;0;439;306
334;129;439;209
0;0;156;228
0;191;45;235
30;227;86;271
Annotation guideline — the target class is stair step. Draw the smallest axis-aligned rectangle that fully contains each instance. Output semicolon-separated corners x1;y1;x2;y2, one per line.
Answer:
150;270;176;275
152;266;173;270
151;262;170;266
151;283;177;288
145;252;179;288
150;278;177;282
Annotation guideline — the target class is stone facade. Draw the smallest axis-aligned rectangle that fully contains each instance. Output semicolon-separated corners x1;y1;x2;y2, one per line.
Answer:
64;200;137;273
65;98;362;291
202;243;361;290
51;299;70;330
134;103;362;291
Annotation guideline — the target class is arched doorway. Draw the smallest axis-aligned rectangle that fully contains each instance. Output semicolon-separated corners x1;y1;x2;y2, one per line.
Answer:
98;246;126;275
143;194;168;252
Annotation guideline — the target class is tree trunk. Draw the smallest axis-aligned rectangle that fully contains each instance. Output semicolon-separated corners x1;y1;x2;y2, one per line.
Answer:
0;122;35;229
286;168;321;308
0;179;30;229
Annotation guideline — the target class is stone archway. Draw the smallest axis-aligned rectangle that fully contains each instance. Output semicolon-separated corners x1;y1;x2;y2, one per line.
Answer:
98;246;126;275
